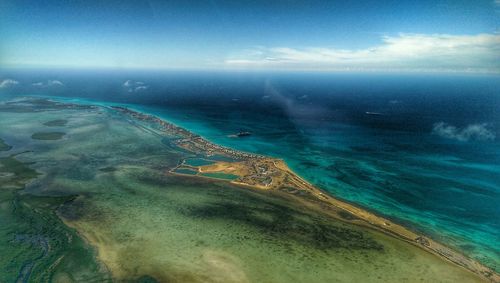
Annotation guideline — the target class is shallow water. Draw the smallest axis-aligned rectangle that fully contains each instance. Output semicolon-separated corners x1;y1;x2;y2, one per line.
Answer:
67;72;496;271
0;138;11;151
0;98;484;282
174;168;199;175
31;132;66;140
0;148;109;282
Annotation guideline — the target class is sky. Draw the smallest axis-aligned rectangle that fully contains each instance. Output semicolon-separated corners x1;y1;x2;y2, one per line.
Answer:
0;0;499;72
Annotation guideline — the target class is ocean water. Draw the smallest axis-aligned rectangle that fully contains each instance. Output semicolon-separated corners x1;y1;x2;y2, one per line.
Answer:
1;69;499;270
1;98;482;282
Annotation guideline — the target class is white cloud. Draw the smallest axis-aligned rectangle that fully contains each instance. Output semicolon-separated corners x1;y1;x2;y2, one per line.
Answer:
0;79;19;88
32;80;64;88
123;80;149;93
48;80;63;86
432;122;496;142
225;33;500;72
123;80;133;87
134;86;148;92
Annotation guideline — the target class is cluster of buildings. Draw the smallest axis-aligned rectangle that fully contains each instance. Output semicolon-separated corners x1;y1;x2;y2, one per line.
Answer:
187;136;262;160
111;106;263;160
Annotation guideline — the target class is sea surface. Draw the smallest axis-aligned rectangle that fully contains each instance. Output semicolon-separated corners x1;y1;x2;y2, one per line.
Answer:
1;69;499;271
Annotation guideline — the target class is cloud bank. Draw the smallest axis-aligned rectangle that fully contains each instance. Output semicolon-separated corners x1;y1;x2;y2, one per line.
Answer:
226;33;500;72
0;79;20;88
432;122;496;142
123;80;149;93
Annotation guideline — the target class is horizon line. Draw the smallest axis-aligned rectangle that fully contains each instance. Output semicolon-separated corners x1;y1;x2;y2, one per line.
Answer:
1;64;499;76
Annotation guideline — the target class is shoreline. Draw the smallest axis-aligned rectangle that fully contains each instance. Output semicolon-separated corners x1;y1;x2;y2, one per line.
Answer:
2;96;496;282
59;101;498;282
109;104;499;282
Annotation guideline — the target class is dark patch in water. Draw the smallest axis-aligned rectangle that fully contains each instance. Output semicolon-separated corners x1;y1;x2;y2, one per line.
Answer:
31;132;65;140
183;199;383;251
300;161;319;168
58;197;94;222
0;155;40;188
99;166;117;172
350;146;375;153
43;119;68;127
64;167;95;181
135;275;159;283
0;138;12;151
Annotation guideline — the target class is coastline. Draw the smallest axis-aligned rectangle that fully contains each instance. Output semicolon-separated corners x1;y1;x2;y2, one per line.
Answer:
110;104;499;282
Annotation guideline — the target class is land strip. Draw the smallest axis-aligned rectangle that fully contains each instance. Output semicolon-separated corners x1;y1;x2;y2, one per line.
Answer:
111;105;498;282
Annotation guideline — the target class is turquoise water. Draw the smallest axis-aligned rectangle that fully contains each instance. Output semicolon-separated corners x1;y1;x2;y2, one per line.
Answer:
45;95;499;271
146;106;499;271
173;168;198;175
1;71;498;271
0;95;487;282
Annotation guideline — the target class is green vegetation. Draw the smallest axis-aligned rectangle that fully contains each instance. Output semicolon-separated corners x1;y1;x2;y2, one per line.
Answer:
31;132;65;140
200;172;239;180
0;154;109;282
0;191;111;282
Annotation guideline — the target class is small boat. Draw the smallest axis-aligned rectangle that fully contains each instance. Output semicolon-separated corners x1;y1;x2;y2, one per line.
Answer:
236;131;251;137
365;111;383;116
227;131;252;138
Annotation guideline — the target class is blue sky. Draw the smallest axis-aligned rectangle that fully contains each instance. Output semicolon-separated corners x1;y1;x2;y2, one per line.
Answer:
0;0;499;72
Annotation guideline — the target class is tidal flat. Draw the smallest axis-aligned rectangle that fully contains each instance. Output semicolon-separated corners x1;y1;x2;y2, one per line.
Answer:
0;98;489;282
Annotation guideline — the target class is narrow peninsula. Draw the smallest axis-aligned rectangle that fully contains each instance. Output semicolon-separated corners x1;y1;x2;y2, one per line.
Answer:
111;106;499;282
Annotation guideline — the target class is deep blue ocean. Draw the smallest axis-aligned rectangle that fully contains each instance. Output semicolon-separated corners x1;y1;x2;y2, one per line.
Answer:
1;69;499;270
